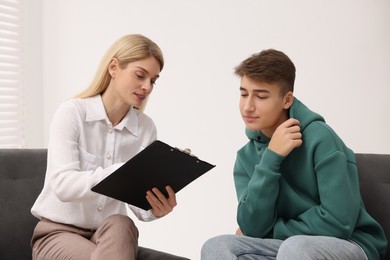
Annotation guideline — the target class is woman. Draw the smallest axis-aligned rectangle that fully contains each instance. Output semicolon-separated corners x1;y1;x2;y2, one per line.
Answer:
31;34;177;259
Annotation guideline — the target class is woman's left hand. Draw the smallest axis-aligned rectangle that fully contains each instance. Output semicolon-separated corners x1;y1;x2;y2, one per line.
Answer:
146;185;177;217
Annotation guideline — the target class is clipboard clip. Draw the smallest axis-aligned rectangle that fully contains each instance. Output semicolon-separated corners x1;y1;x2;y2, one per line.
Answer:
182;148;191;154
173;147;199;159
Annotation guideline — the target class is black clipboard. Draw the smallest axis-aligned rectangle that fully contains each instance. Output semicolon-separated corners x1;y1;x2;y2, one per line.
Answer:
91;140;215;210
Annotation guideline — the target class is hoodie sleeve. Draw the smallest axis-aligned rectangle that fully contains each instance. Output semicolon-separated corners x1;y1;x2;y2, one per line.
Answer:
235;147;285;237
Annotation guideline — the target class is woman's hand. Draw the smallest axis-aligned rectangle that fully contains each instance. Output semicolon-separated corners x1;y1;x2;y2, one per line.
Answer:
146;185;177;217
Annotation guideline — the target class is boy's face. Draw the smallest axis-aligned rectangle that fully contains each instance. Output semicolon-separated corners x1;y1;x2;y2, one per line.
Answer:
239;75;293;138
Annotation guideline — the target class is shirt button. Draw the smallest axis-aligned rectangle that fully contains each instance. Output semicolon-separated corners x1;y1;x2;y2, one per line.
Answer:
108;128;113;133
106;153;111;159
98;206;103;211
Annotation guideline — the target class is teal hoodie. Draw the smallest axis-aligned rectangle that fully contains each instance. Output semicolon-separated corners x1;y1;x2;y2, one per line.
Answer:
234;98;387;260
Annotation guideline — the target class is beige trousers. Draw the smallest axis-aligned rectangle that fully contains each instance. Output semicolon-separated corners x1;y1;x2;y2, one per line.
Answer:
31;214;139;260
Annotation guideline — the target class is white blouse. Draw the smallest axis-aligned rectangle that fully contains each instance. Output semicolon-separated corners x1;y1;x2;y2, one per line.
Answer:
31;95;158;229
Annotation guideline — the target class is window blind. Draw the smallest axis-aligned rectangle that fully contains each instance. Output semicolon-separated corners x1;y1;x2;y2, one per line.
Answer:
0;0;23;148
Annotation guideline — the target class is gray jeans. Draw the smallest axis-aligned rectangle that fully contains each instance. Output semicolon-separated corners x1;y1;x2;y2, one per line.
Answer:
201;234;368;260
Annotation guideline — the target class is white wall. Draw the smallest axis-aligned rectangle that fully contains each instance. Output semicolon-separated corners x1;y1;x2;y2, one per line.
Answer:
23;0;43;147
36;0;390;259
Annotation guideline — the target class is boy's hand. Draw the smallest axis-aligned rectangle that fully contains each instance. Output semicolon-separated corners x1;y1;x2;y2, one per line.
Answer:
146;186;177;217
268;118;302;157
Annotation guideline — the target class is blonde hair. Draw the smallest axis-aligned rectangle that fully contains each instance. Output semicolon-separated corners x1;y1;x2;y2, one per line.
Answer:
75;34;164;111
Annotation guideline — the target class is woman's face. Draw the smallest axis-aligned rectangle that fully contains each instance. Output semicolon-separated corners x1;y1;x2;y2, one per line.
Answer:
107;56;161;108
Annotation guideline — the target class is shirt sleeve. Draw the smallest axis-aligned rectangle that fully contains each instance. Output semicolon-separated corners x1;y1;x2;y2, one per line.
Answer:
127;204;159;222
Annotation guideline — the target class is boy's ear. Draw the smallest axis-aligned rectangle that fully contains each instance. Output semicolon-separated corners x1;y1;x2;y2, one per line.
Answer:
108;58;119;78
283;91;294;109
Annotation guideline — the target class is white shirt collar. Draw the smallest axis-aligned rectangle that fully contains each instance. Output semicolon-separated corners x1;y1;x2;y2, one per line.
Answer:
85;95;139;136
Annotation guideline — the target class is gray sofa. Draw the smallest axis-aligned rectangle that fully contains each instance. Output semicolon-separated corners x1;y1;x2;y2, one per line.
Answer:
0;150;389;259
0;149;190;260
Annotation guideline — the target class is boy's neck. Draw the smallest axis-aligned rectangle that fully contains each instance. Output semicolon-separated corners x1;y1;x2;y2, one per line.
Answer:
261;111;290;139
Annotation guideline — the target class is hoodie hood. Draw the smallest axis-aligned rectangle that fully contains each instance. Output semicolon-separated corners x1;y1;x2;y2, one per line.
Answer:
245;97;325;142
289;97;324;131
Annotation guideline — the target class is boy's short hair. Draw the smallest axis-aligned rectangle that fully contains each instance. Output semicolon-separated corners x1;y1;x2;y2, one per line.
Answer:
234;49;296;95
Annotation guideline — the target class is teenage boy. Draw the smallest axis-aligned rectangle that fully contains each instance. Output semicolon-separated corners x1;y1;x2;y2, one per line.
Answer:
201;49;387;260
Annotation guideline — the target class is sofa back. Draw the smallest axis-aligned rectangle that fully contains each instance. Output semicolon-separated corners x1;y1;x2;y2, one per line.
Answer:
356;153;390;259
0;150;389;259
0;149;46;259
